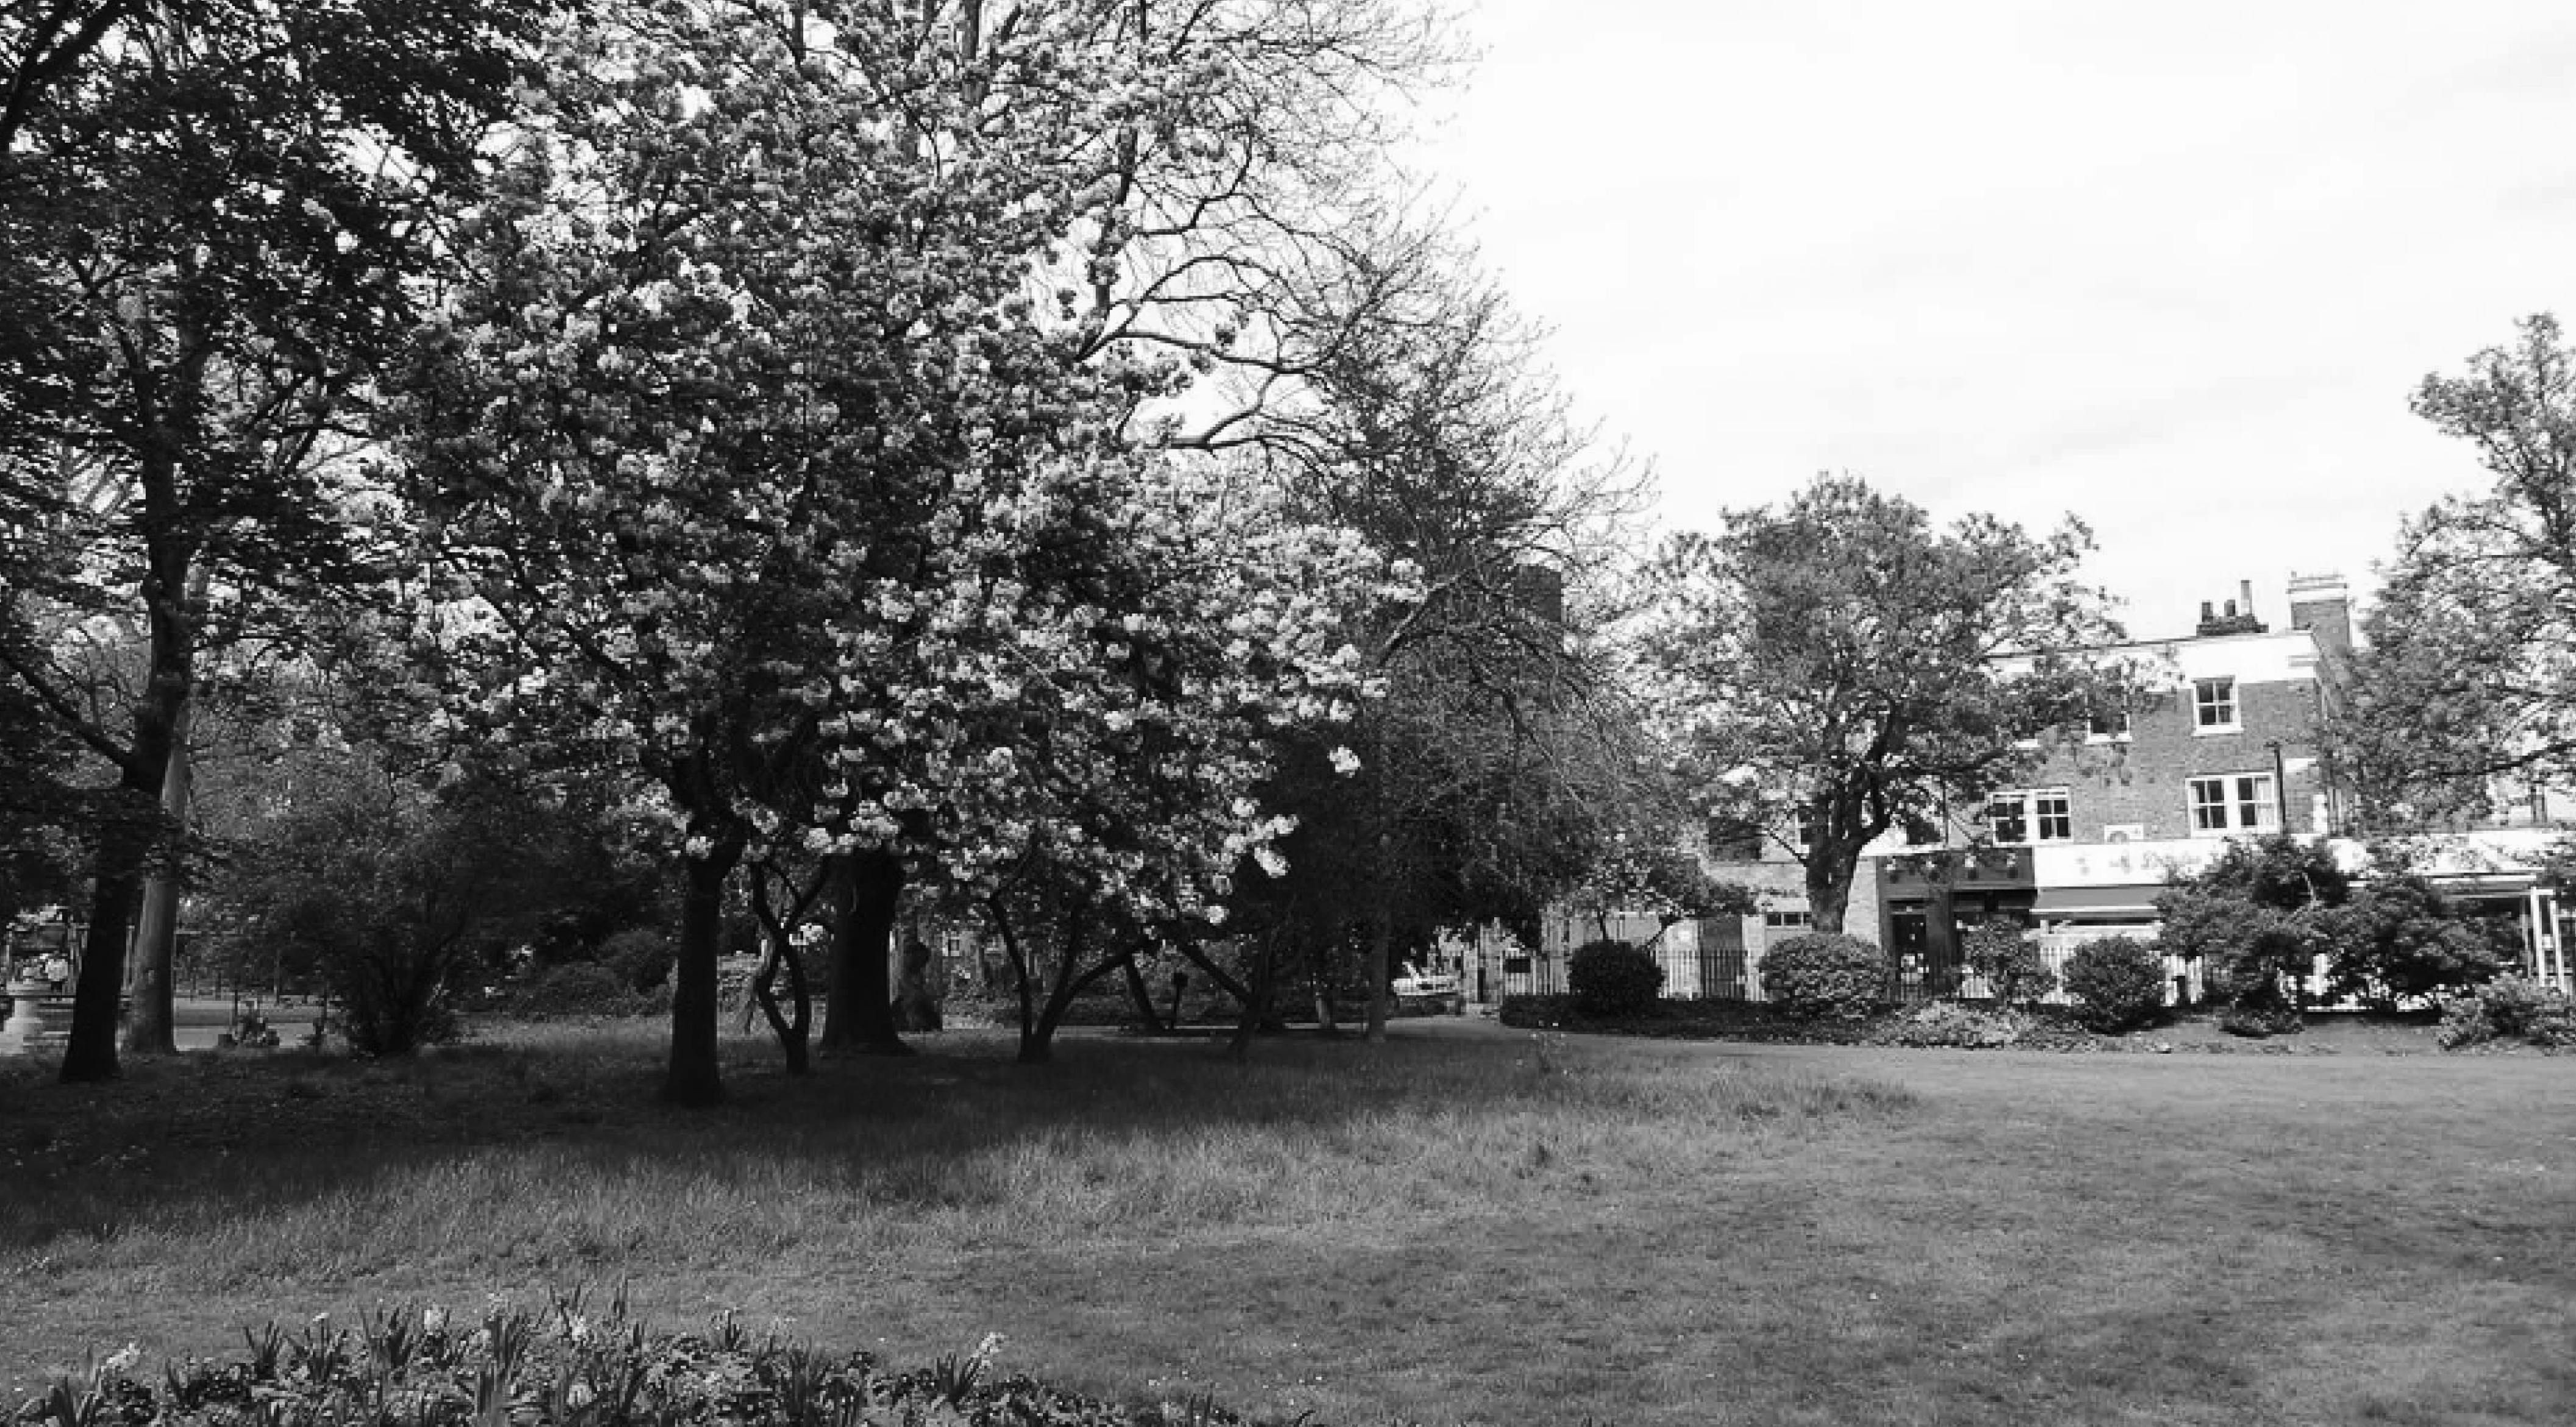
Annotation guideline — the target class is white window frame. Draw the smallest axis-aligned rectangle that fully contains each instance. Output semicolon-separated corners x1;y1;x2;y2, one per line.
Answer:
2193;677;2239;734
1986;788;2073;846
2188;772;2279;835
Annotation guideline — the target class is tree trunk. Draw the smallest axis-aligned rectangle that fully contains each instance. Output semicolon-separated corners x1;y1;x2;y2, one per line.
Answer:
61;654;183;1082
1173;940;1253;1007
123;697;195;1056
1364;912;1391;1043
1229;928;1280;1062
662;842;740;1106
748;928;812;1074
1021;896;1099;1065
1118;950;1164;1032
1308;935;1340;1033
820;848;908;1054
1806;852;1856;935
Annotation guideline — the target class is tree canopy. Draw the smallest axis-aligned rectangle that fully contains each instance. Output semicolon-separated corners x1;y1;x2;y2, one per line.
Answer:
1646;473;2131;932
2328;313;2576;829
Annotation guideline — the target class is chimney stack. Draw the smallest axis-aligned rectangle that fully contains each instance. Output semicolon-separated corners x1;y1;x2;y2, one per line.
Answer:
2288;572;2352;655
2196;582;2269;637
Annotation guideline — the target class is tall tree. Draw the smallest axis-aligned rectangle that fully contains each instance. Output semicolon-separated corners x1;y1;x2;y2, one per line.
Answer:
1646;474;2132;933
1223;240;1665;1037
0;0;549;1080
2327;314;2576;828
398;0;1378;1098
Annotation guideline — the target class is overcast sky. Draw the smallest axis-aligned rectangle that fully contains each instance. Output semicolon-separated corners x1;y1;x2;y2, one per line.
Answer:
1408;0;2576;641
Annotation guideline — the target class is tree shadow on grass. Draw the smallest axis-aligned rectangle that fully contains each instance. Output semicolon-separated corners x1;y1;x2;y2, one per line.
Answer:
0;1019;1906;1261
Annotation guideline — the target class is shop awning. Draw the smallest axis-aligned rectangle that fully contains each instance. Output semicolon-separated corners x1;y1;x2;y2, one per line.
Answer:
2031;885;2161;918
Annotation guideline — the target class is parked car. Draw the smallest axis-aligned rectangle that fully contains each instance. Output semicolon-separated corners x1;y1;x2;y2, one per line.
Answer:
1392;960;1465;1015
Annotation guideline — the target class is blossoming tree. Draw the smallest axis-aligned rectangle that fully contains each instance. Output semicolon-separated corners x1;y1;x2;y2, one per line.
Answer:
398;0;1384;1100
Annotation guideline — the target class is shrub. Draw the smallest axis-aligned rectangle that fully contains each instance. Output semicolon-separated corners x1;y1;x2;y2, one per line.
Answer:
1759;932;1885;1020
1959;917;2054;1006
1873;1000;2026;1048
2061;935;2167;1032
2322;874;2508;1009
2436;976;2576;1050
1567;938;1664;1018
2217;1001;2304;1038
496;961;664;1020
598;926;678;993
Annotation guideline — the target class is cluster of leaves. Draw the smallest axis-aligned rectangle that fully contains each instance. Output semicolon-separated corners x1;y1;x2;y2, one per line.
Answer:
2157;835;2510;1018
2435;976;2576;1051
1756;932;1885;1021
1957;917;2055;1007
14;1290;1250;1427
2058;936;2167;1033
1565;939;1663;1020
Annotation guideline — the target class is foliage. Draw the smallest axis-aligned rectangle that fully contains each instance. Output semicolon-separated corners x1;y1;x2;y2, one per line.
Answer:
12;1293;1240;1427
2325;314;2576;826
2155;835;2349;1018
495;962;668;1021
1758;932;1886;1021
2435;976;2576;1050
1959;917;2054;1006
2216;1001;2306;1039
1566;938;1664;1019
1647;474;2134;932
2157;835;2506;1017
1;0;558;1080
1223;243;1669;1037
1873;1001;2028;1048
597;927;677;995
394;0;1389;1096
204;753;646;1055
2059;936;2168;1032
2183;834;2352;911
2319;872;2509;1009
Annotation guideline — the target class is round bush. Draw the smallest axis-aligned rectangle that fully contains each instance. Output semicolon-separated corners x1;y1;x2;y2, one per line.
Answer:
598;926;678;992
2061;935;2167;1032
1567;939;1664;1018
1758;932;1885;1020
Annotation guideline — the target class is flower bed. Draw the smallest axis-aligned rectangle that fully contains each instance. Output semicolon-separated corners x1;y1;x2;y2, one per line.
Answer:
13;1293;1247;1427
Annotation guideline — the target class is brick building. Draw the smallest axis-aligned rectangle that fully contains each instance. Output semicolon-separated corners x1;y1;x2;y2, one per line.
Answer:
1870;574;2571;996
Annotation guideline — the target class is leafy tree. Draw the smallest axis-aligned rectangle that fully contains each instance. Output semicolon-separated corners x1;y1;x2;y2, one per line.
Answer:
0;0;552;1080
1647;474;2133;932
2153;834;2348;1018
1223;242;1669;1039
206;759;644;1055
2319;868;2509;1010
398;0;1381;1097
2327;314;2576;828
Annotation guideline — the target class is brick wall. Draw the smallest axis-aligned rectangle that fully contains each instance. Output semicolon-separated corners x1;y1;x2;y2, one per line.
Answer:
2022;676;2328;839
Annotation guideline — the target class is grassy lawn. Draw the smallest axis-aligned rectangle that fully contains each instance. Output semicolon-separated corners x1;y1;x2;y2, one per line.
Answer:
2;1019;2571;1425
